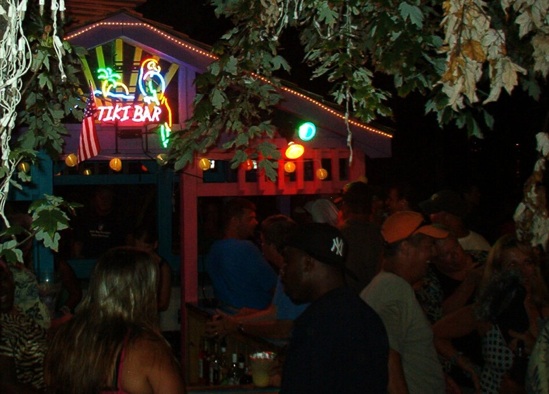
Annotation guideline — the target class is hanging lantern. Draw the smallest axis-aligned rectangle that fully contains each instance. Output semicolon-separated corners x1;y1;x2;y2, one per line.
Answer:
17;161;30;173
285;142;305;160
242;159;254;171
284;161;296;173
198;157;211;171
65;153;78;167
83;168;92;176
316;168;328;180
297;121;316;141
156;153;168;166
109;158;122;172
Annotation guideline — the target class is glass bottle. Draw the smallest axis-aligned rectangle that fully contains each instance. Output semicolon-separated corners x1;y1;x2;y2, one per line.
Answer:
238;353;253;385
227;353;242;385
209;340;221;385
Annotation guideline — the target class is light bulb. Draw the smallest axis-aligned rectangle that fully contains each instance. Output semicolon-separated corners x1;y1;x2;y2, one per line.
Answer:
156;153;168;166
65;153;78;167
316;168;328;180
298;122;316;141
18;161;30;173
109;158;122;172
198;157;211;171
284;162;296;173
285;142;304;160
243;159;254;171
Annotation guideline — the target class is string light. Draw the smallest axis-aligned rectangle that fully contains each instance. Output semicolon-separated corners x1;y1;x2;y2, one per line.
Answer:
242;159;254;171
285;142;305;160
156;153;168;166
316;168;328;180
109;157;122;172
198;157;211;171
65;22;217;60
65;153;78;167
284;161;296;173
17;161;30;173
297;121;316;141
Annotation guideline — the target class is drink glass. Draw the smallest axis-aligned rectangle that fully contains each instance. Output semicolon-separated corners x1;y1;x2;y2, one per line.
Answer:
37;270;61;318
249;351;276;388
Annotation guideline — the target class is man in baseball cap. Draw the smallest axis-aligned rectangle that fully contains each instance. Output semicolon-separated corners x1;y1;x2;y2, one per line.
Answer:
381;210;449;244
419;189;490;257
360;211;448;394
280;223;388;393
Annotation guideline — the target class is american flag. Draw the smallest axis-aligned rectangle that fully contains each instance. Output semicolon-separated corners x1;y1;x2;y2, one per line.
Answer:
78;90;100;163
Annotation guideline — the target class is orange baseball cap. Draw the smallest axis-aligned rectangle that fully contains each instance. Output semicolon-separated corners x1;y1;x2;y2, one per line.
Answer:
381;211;448;244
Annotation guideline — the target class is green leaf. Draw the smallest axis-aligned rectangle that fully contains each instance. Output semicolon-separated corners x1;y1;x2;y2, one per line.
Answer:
317;1;338;25
0;240;24;264
210;62;220;76
38;73;50;89
210;88;226;110
231;150;248;168
35;230;61;251
399;3;424;28
225;56;238;75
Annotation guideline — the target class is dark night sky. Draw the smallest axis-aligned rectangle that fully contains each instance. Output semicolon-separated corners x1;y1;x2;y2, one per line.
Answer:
136;0;549;233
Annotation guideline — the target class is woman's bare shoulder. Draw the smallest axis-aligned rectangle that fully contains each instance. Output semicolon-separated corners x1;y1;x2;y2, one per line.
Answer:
122;332;185;394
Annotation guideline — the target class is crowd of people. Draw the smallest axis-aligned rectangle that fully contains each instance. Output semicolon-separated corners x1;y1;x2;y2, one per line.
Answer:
202;181;549;393
2;179;549;393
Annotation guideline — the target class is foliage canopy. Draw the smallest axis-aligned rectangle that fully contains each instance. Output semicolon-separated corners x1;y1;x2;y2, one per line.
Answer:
0;1;84;263
169;0;549;178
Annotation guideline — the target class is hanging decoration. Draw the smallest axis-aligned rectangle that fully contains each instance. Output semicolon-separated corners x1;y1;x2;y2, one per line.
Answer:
284;161;296;173
297;121;316;141
285;142;304;160
316;168;328;180
156;153;168;166
65;153;78;167
198;157;211;171
17;161;30;173
242;159;254;171
109;158;122;172
0;0;67;231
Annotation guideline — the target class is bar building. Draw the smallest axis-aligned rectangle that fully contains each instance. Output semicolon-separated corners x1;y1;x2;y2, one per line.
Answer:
13;10;392;387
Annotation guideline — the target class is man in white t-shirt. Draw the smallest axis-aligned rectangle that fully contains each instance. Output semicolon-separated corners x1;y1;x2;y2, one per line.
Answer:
361;211;448;394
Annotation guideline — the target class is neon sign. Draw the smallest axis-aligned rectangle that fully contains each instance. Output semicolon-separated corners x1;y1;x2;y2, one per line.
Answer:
94;58;172;148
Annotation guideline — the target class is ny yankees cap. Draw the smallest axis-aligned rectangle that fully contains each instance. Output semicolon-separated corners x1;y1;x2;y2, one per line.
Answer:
285;223;347;267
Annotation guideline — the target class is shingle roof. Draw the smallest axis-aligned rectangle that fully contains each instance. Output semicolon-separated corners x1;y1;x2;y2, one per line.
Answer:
65;0;146;27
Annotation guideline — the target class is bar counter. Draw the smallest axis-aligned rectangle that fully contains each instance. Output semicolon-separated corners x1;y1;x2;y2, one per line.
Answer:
185;303;283;392
188;385;278;393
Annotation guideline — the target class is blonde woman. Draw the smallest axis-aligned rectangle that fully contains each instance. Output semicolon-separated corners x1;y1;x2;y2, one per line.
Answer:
433;234;549;393
45;247;184;394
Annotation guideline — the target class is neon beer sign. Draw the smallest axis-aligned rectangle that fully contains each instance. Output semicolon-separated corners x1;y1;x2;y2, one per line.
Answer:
94;58;172;147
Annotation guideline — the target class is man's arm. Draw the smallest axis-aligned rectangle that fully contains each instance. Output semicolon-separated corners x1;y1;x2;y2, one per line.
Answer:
388;349;409;394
